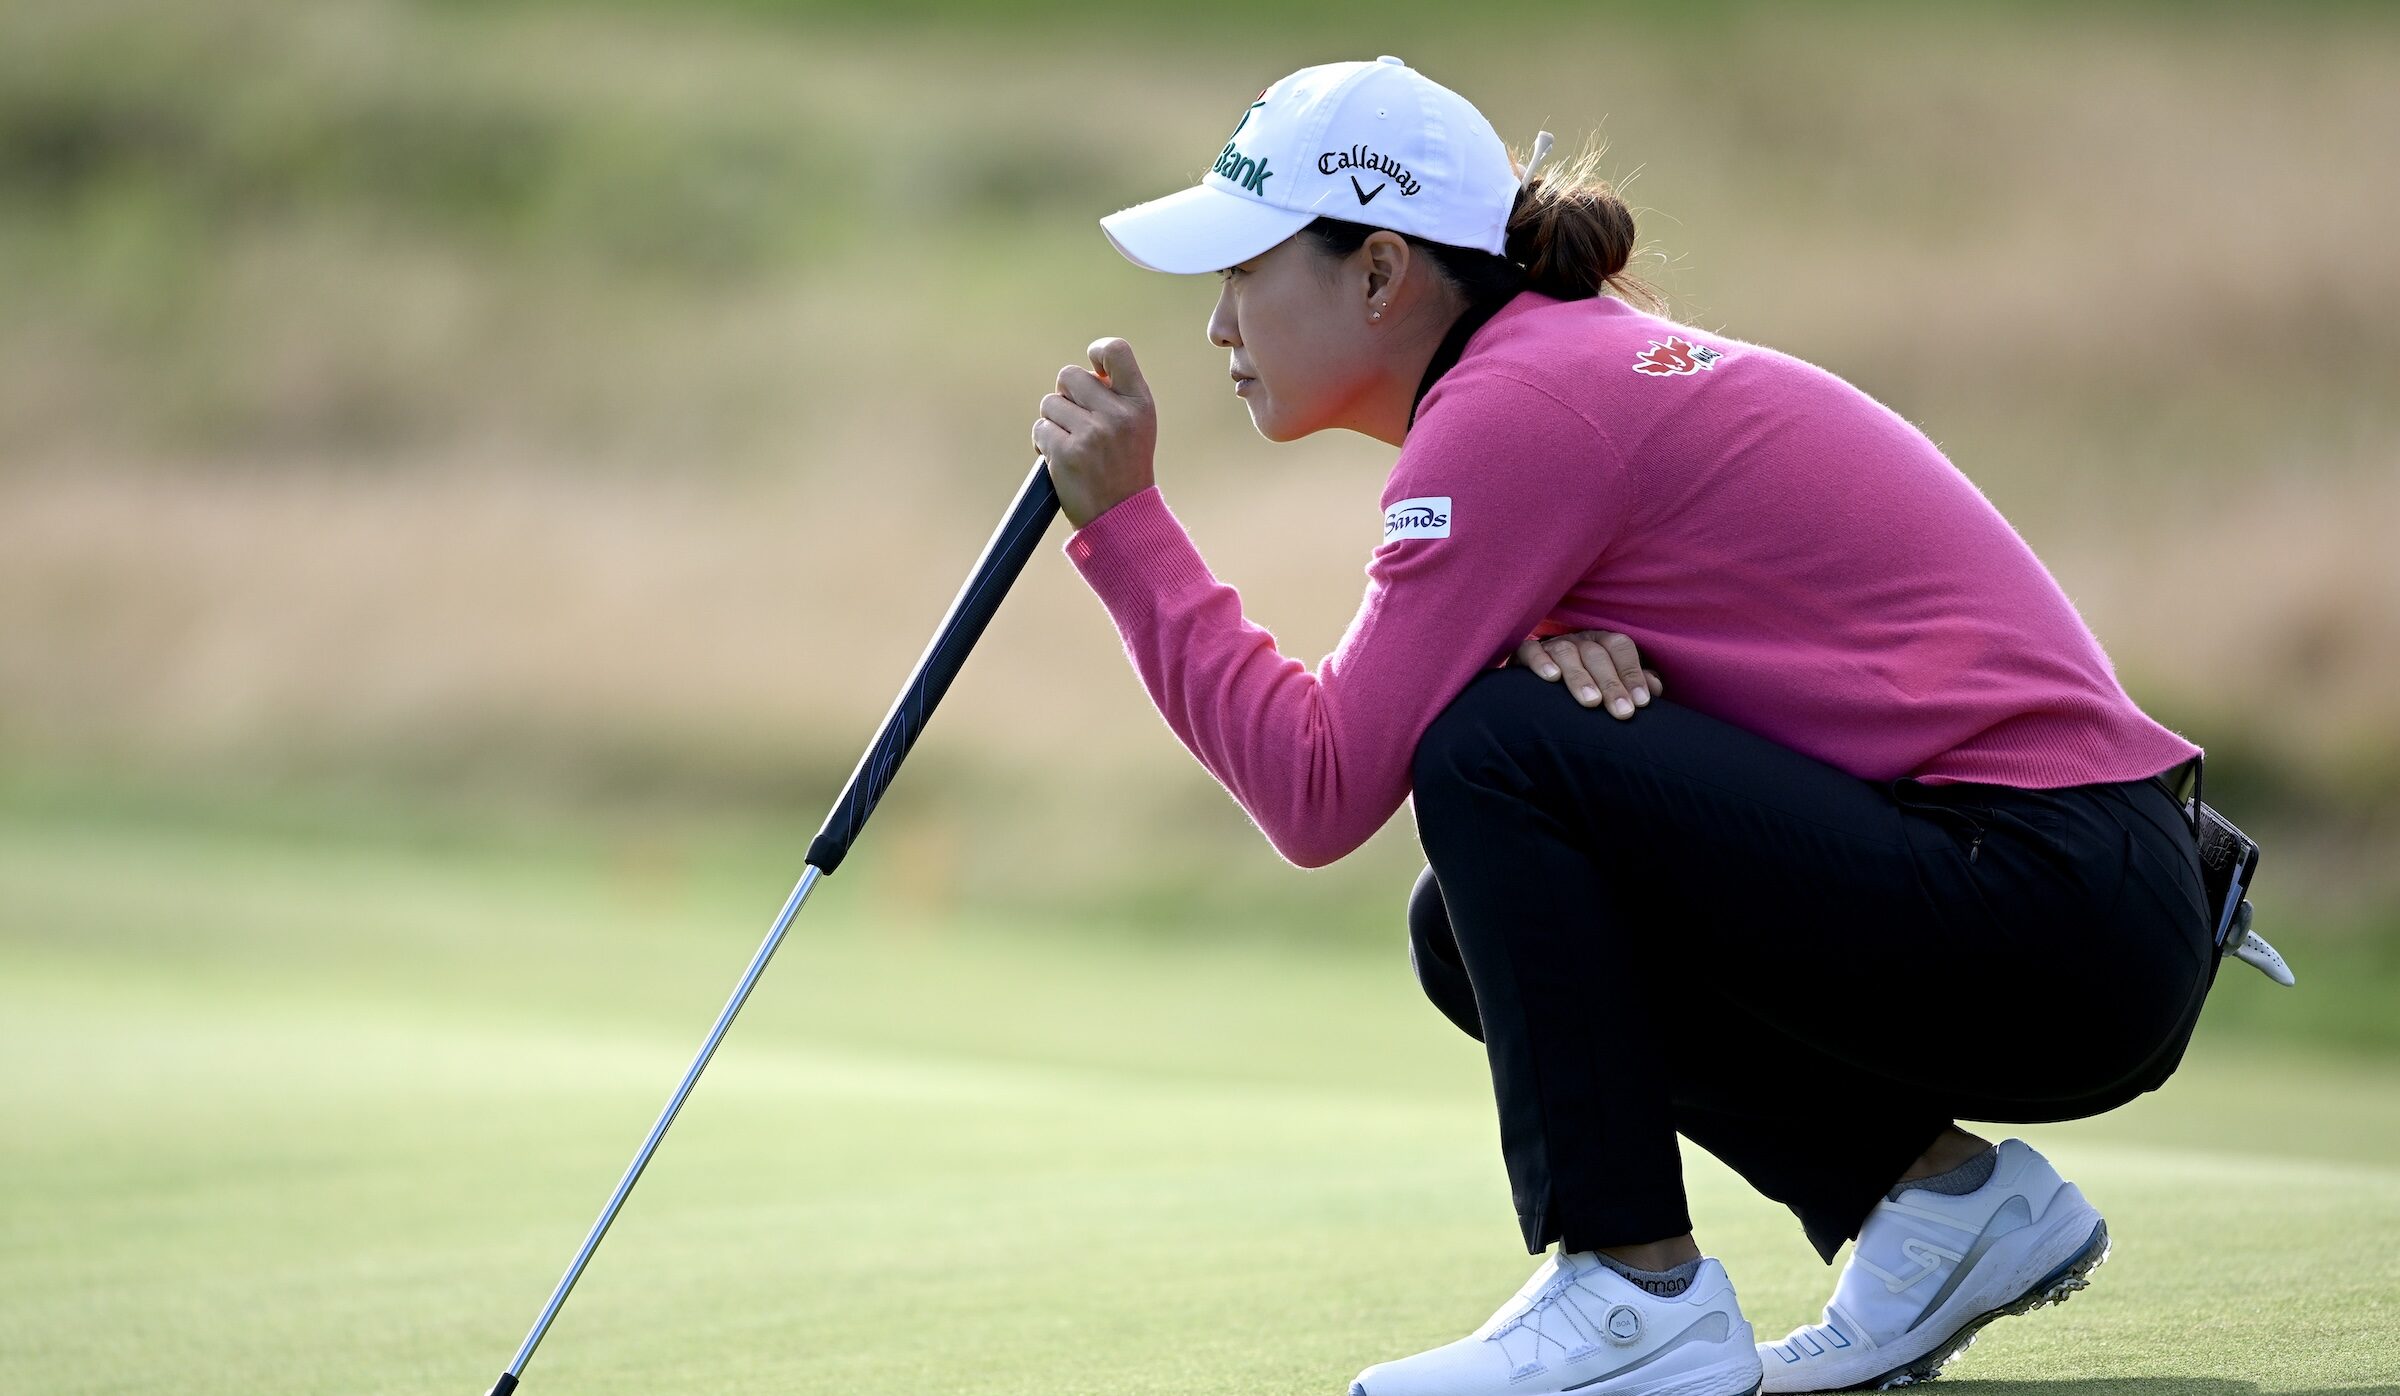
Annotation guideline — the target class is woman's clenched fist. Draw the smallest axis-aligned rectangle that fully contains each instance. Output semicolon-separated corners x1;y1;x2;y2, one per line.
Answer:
1032;337;1159;528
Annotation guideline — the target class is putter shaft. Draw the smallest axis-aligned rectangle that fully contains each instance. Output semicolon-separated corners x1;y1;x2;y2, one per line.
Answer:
491;864;824;1395
481;457;1059;1393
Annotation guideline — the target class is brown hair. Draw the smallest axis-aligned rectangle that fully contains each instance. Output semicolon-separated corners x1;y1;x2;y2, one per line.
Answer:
1300;136;1659;312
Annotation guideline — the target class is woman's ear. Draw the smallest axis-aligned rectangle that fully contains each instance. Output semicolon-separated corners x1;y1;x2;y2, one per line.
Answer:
1361;231;1412;316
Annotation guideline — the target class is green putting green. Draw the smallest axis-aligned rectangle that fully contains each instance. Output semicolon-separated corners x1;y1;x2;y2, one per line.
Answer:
3;809;2394;1395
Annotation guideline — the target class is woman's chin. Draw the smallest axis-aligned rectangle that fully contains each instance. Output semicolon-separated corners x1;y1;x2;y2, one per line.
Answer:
1245;399;1305;443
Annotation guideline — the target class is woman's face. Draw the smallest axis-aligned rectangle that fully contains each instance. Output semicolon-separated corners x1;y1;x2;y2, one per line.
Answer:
1208;233;1383;442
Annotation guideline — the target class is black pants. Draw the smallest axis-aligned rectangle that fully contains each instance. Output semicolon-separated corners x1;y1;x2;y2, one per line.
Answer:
1406;665;2217;1266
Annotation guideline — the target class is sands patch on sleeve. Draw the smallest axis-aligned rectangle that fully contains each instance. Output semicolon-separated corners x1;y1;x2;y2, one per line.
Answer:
1382;495;1452;541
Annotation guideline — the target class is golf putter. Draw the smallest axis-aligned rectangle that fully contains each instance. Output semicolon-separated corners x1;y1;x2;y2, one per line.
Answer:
481;456;1061;1396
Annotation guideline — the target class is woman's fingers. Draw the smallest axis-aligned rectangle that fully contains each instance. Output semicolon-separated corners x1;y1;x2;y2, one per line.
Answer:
1057;363;1110;411
1030;391;1094;453
1526;630;1661;720
1516;634;1562;679
1540;637;1612;713
1030;390;1095;460
1088;336;1153;404
1040;390;1096;432
1569;634;1639;718
1596;631;1651;707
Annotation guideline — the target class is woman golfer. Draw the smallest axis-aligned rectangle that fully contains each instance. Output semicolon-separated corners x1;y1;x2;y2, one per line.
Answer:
1032;57;2215;1396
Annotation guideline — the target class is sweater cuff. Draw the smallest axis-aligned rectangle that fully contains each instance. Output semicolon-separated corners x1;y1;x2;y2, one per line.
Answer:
1061;483;1220;607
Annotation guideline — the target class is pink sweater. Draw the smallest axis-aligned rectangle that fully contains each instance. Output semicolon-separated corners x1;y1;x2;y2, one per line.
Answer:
1062;289;2200;869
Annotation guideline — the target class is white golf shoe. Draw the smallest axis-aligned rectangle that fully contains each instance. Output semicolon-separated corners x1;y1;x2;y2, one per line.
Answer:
1757;1138;2110;1392
1350;1246;1765;1396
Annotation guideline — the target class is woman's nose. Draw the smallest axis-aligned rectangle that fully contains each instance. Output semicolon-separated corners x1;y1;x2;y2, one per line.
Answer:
1208;285;1239;348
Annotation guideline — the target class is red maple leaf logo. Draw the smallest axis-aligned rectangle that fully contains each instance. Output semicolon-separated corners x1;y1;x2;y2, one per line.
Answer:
1631;337;1723;377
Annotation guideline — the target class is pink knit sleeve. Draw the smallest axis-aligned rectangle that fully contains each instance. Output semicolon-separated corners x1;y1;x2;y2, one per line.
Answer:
1062;372;1624;868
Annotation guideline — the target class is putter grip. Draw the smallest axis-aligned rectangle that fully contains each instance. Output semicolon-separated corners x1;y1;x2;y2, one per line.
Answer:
805;455;1061;875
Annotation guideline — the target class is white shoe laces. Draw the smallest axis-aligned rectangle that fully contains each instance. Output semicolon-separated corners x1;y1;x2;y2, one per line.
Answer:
1489;1264;1574;1339
1489;1255;1648;1350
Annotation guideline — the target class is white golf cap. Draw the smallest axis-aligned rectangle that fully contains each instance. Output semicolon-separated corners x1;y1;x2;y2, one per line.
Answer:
1100;56;1549;275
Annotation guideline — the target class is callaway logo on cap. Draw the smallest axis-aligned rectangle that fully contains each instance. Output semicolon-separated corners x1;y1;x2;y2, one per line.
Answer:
1100;57;1549;275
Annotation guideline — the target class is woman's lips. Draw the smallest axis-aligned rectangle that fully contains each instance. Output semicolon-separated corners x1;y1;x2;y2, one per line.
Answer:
1231;370;1257;396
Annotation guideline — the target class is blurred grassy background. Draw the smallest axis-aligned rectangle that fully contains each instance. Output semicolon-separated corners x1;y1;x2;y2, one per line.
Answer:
3;0;2396;1051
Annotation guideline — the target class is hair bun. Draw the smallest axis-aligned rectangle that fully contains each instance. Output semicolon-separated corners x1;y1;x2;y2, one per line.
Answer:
1502;142;1650;305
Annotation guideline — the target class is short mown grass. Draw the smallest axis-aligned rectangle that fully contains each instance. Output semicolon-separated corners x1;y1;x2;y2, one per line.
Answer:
2;799;2394;1394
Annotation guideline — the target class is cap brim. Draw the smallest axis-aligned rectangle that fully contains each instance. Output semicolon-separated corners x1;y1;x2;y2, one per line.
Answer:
1099;182;1314;274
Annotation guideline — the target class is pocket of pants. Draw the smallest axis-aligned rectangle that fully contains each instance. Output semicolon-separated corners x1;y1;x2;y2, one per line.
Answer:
1888;777;1996;864
1908;783;2135;960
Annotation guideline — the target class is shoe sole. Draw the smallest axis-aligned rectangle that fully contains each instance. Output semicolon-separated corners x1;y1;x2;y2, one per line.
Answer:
1353;1379;1763;1396
1850;1216;2111;1391
1353;1345;1767;1396
1363;1381;1776;1391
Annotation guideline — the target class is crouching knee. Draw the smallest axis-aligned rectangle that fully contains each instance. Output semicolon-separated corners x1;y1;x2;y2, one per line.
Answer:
1406;862;1484;1042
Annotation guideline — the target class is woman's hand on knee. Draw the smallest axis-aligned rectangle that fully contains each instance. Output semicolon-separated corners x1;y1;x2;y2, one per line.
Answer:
1513;630;1663;719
